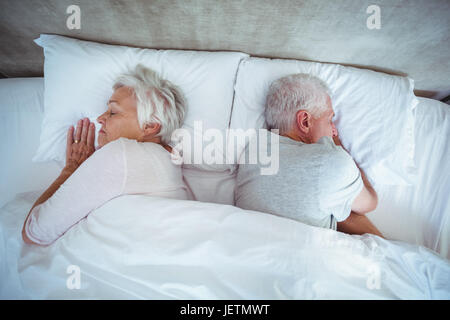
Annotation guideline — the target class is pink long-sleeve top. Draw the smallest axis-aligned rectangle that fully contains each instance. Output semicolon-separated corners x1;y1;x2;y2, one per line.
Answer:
24;137;188;245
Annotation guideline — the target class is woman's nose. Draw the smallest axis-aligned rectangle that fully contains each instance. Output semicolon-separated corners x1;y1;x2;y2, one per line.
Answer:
97;113;106;124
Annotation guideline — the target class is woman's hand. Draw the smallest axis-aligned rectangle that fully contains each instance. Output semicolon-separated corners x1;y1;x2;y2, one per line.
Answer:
65;118;96;174
22;118;96;245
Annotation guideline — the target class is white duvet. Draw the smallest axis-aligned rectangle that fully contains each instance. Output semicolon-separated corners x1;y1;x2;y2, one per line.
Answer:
1;192;449;299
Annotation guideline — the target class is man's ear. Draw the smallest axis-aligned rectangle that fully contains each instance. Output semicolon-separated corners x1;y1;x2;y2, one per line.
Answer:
295;110;311;134
143;122;161;137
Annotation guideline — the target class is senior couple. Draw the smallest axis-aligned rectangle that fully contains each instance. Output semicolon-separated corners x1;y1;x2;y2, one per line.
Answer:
22;65;381;246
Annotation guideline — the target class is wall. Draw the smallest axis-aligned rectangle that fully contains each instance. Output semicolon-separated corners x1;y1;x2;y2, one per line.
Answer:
0;0;449;97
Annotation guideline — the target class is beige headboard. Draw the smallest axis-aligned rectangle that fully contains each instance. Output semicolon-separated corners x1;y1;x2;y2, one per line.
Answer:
1;0;449;97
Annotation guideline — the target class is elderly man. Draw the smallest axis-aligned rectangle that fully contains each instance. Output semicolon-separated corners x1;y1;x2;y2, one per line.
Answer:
235;73;382;236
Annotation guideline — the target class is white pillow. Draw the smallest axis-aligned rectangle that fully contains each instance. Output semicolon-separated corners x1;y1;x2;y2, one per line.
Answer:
33;34;248;165
230;57;419;186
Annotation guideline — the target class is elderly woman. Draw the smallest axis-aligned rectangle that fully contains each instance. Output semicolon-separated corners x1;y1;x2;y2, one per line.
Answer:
22;65;188;246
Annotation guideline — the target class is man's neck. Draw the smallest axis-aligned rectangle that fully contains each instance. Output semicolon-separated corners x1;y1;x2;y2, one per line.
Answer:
281;131;309;144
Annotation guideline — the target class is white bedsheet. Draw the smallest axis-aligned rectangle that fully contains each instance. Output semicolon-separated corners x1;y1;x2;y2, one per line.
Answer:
1;192;449;299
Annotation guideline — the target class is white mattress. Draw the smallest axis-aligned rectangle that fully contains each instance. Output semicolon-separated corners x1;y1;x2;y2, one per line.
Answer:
367;98;450;258
0;78;60;208
0;78;449;299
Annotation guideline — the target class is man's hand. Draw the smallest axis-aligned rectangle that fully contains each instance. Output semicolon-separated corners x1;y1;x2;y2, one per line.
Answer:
65;118;96;173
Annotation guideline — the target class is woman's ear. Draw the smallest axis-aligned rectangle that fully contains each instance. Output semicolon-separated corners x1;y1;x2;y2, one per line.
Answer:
143;122;161;137
295;110;311;134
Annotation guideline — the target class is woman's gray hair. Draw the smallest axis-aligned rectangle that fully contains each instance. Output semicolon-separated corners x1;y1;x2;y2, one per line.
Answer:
265;73;331;134
113;64;187;144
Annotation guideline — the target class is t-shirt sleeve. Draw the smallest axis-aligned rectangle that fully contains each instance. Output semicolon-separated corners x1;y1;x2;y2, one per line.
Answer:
319;139;363;222
24;139;126;245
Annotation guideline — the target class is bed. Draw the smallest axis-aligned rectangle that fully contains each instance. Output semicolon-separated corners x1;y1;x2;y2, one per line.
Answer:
0;73;449;299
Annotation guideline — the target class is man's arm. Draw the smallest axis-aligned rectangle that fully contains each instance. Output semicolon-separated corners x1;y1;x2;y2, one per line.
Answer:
333;135;378;215
351;166;378;215
337;211;383;237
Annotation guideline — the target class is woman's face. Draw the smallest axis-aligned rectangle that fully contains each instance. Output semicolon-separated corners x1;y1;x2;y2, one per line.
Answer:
97;86;143;147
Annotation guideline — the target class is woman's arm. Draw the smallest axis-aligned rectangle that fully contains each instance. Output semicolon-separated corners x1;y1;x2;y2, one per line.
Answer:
21;136;125;245
22;168;73;244
22;118;97;245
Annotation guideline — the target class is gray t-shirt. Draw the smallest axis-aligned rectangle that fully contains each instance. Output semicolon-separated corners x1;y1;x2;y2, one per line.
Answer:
235;134;363;230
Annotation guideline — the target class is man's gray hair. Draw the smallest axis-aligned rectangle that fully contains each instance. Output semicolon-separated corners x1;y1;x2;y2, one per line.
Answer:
265;73;331;134
113;64;187;144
